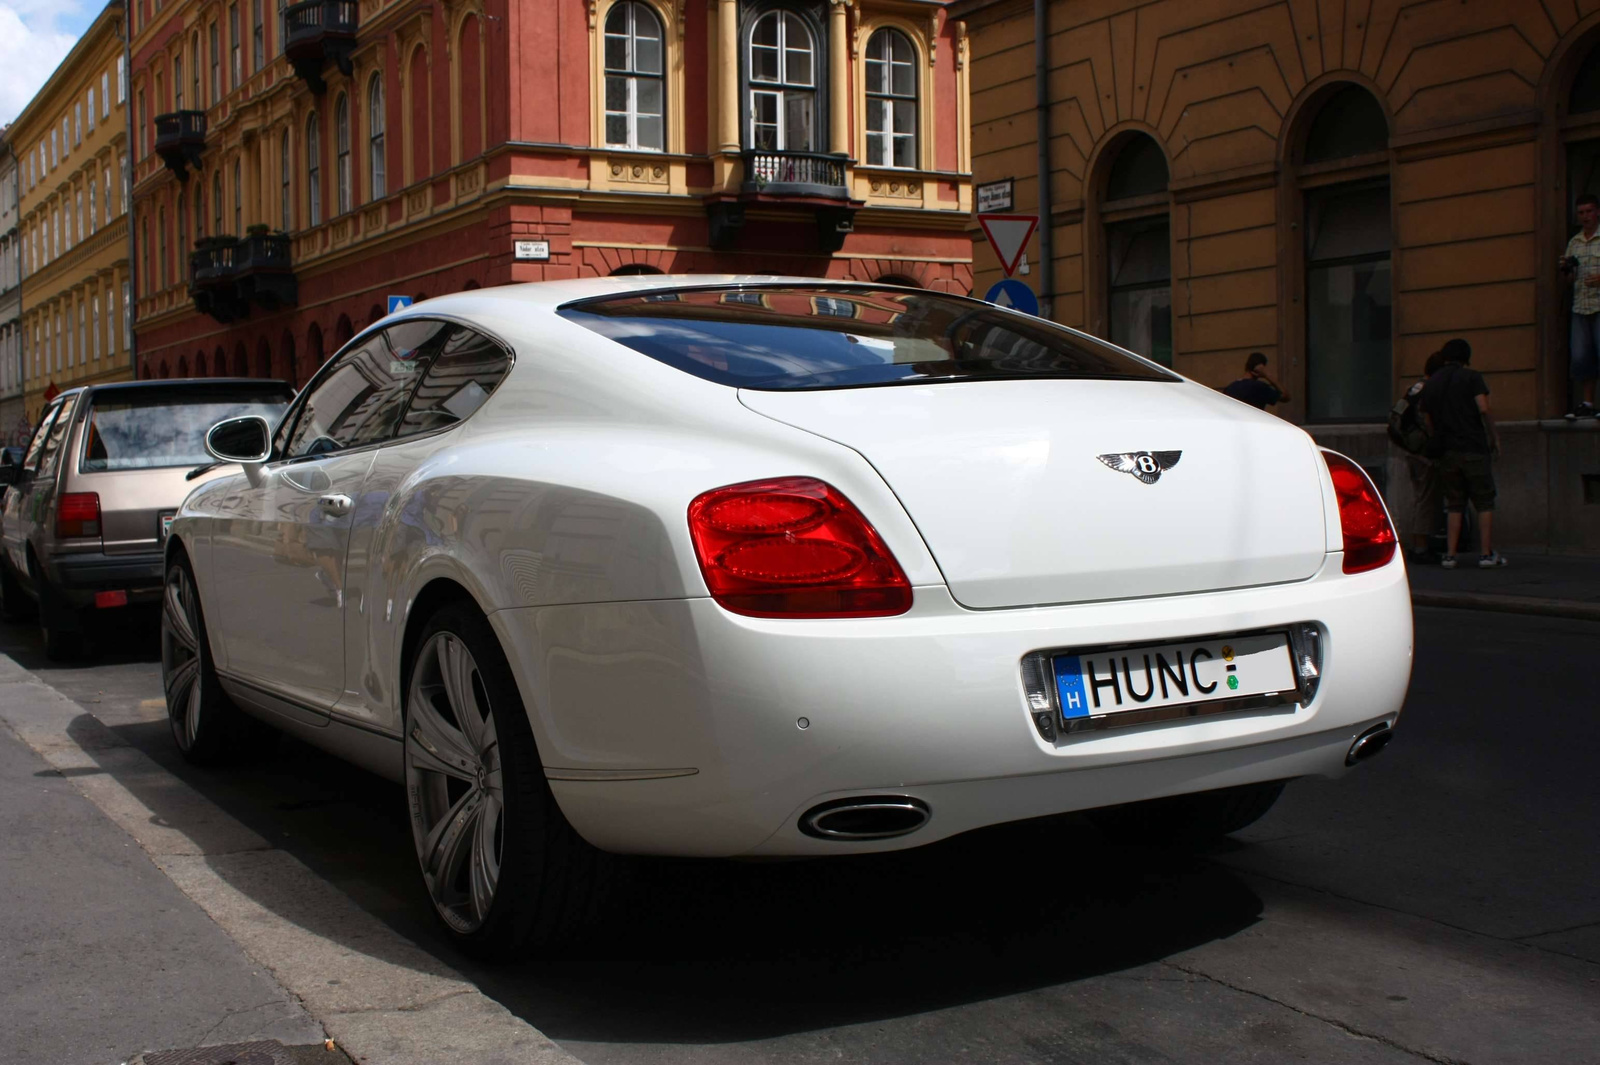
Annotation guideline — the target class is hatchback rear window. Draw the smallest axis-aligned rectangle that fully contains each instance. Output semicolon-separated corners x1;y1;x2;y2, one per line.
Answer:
557;286;1176;390
80;389;294;472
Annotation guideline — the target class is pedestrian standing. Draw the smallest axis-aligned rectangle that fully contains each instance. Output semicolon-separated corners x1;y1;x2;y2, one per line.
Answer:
1560;193;1600;419
1221;352;1291;410
1420;338;1507;569
1391;349;1447;563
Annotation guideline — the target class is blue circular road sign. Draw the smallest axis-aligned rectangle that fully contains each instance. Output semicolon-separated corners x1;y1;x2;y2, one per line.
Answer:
984;279;1039;316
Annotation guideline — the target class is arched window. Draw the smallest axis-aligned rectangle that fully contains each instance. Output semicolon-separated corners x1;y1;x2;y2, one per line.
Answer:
335;93;351;214
178;355;189;377
458;16;483;160
409;46;430;182
307;113;322;225
191;32;201;105
174;56;184;110
280;129;291;227
748;11;815;152
193;351;204;376
193;176;205;238
603;2;665;151
158;206;168;289
256;337;271;378
1101;133;1172;365
160;358;169;378
335;313;354;349
214;346;226;377
234;343;248;376
232;159;242;235
177;192;187;282
304;322;323;386
864;28;916;168
1298;85;1391;421
368;75;386;199
610;263;664;275
211;170;222;235
278;330;296;383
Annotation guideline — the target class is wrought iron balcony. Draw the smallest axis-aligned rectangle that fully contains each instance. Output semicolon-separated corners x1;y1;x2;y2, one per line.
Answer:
284;0;358;94
154;110;207;180
189;232;297;323
741;150;849;198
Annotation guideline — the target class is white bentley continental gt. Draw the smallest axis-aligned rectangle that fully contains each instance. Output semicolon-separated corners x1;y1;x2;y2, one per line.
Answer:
164;277;1412;956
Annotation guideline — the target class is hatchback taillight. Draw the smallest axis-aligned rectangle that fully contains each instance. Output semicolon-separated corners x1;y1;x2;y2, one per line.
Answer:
56;492;102;539
687;477;913;618
1323;452;1395;574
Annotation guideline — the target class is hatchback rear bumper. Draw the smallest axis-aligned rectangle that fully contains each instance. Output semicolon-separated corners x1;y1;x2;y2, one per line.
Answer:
47;550;165;606
492;554;1413;858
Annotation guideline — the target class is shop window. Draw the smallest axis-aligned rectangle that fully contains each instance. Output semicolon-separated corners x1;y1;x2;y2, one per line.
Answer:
748;10;816;152
604;2;665;151
864;28;916;168
1101;134;1171;365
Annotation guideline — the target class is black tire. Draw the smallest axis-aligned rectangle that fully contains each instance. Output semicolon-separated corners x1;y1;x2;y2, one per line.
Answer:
403;601;609;960
1088;781;1287;846
34;570;82;662
160;555;263;763
0;557;35;622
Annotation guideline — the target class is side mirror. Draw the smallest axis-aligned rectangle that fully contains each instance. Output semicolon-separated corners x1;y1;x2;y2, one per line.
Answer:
205;415;273;464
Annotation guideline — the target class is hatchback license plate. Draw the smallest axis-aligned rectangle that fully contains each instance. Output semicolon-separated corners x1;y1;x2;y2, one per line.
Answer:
1052;633;1296;721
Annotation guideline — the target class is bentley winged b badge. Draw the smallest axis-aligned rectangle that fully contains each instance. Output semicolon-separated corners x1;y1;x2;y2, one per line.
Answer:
1096;451;1182;484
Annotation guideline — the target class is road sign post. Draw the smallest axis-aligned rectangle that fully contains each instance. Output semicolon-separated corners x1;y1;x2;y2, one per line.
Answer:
386;295;413;315
984;279;1039;316
978;214;1039;278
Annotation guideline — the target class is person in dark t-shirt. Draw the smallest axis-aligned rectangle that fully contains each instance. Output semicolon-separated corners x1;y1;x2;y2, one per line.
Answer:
1222;352;1290;410
1420;338;1506;569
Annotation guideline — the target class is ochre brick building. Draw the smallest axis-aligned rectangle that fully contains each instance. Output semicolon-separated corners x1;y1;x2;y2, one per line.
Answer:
130;0;973;389
952;0;1600;551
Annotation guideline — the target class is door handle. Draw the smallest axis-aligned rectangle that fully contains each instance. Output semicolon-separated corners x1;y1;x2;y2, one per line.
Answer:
316;494;353;516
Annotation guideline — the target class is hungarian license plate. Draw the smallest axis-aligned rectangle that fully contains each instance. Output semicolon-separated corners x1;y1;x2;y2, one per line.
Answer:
159;511;177;541
1052;632;1296;721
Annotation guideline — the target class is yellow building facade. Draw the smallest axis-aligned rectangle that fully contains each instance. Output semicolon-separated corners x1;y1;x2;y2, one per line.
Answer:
15;1;134;423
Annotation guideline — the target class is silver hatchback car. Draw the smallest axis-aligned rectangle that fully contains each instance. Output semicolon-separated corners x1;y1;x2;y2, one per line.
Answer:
0;378;294;658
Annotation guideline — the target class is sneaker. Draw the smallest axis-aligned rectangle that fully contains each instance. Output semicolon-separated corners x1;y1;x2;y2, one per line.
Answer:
1478;552;1509;568
1440;556;1458;569
1566;402;1597;420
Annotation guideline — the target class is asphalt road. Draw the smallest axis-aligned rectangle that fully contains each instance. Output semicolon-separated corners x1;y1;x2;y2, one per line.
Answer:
1;605;1596;1064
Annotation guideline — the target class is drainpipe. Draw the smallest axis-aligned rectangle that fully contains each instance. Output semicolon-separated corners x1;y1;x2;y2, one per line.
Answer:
122;2;139;379
1034;0;1054;320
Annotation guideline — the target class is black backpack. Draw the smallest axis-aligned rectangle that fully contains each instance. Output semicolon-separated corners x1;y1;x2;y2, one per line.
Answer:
1388;380;1431;454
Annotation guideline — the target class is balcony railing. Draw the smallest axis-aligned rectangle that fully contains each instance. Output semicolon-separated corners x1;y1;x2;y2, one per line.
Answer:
154;110;207;180
741;150;849;197
284;0;358;93
189;233;297;322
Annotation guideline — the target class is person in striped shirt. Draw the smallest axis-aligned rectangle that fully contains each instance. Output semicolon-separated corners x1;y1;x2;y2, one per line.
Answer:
1560;193;1600;419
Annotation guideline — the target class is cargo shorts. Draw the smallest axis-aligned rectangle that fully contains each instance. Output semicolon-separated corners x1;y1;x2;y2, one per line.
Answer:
1436;450;1496;513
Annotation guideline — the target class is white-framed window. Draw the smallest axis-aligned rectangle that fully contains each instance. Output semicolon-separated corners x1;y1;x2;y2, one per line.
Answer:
603;1;665;152
748;10;815;152
54;313;61;371
368;75;386;199
117;56;127;103
75;190;82;246
335;93;351;214
122;280;131;351
93;296;101;360
77;302;84;367
104;165;112;221
50;129;57;169
74;103;82;145
864;28;916;168
88;88;96;131
102;71;111;116
89;179;97;233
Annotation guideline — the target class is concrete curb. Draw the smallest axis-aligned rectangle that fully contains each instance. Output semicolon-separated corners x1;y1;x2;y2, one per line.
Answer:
0;655;582;1065
1411;591;1600;621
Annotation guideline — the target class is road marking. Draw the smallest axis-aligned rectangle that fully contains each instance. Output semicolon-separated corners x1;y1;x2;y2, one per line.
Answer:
0;655;580;1065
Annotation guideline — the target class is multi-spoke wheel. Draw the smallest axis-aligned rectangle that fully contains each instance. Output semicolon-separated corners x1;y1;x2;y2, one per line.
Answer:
161;556;258;763
403;602;607;958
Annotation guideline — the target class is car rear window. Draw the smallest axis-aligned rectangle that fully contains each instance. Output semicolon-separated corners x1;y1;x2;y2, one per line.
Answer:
556;285;1177;390
80;388;294;472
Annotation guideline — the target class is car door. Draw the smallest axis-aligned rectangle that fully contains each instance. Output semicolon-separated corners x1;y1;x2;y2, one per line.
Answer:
1;400;61;577
205;320;453;714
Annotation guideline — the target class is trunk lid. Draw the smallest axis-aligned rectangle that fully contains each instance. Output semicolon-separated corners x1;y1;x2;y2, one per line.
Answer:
739;380;1329;608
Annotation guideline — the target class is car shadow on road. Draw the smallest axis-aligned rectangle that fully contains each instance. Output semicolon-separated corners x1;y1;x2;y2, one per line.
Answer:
27;614;1265;1048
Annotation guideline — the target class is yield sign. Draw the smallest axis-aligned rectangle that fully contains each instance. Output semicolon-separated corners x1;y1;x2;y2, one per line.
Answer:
978;213;1039;277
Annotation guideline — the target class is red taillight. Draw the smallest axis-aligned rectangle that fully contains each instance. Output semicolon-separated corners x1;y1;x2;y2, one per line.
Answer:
56;492;102;539
1323;452;1395;574
688;477;913;618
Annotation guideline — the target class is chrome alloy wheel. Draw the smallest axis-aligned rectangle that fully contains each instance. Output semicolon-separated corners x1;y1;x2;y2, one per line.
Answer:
405;632;504;934
161;564;204;750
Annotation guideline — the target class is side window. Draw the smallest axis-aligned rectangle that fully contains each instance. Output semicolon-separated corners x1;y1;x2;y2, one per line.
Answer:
22;403;62;471
395;326;512;438
283;320;454;459
34;397;78;477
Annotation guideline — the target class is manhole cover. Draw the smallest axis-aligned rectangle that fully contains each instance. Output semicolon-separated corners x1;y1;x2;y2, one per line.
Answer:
141;1040;294;1065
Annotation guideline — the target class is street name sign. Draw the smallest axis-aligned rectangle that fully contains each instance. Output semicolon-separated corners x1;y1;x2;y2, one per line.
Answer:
984;278;1039;316
514;240;551;261
978;214;1039;277
976;178;1014;213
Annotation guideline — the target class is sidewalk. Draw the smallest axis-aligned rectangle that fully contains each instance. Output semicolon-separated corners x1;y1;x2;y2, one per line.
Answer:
1406;552;1600;620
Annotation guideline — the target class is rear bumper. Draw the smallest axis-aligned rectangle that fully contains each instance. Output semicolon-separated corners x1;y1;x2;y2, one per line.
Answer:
46;550;165;606
491;554;1413;858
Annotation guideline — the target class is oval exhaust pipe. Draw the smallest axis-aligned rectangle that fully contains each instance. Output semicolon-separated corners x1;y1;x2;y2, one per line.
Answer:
1347;723;1394;766
800;796;930;841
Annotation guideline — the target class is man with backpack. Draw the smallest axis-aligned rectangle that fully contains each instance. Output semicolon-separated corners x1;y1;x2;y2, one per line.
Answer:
1420;338;1507;569
1390;350;1446;562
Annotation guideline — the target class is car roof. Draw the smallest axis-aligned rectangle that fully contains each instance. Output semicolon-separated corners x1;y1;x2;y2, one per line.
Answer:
52;378;295;402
